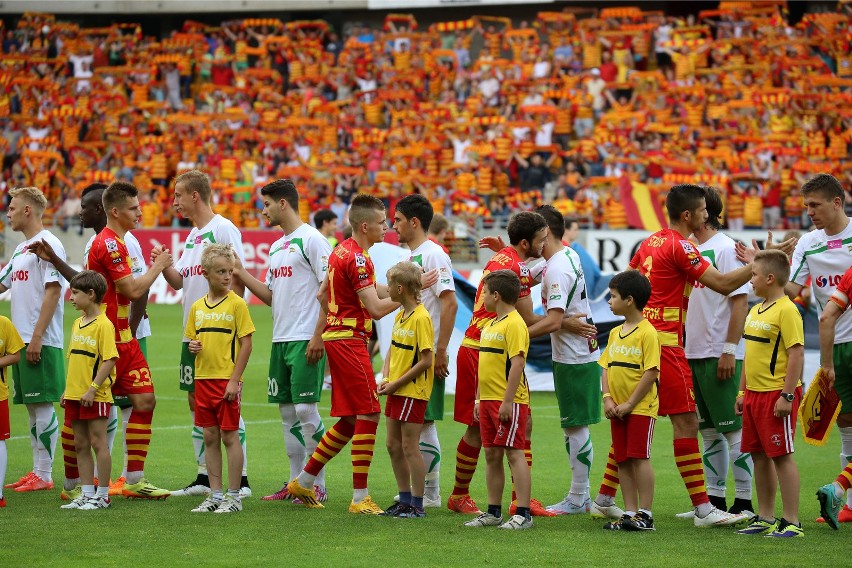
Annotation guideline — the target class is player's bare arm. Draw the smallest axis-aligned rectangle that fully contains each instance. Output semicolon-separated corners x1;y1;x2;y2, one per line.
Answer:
226;334;252;401
151;245;184;290
500;354;526;421
528;307;564;338
435;290;457;379
774;344;803;418
718;293;747;381
27;282;61;364
26;239;78;282
116;249;174;300
129;291;149;337
357;285;399;320
378;348;434;396
819;300;843;389
697;263;754;296
515;295;542;327
306;277;328;364
615;367;659;419
232;259;272;306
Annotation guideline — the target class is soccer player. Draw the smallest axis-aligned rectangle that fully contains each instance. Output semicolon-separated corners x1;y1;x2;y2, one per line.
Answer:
782;174;852;526
59;271;119;511
158;170;251;498
817;262;852;529
591;184;763;527
0;314;24;507
393;194;457;506
286;193;433;514
378;262;435;519
0;186;66;494
233;179;331;503
30;183;150;499
184;244;255;514
527;206;601;515
314;208;339;247
86;181;173;498
449;211;552;517
463;270;533;530
683;188;754;517
735;250;804;538
600;270;659;532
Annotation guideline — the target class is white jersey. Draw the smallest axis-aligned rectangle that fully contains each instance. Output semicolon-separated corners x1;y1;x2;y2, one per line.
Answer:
541;246;599;364
173;214;246;336
84;231;151;339
791;218;852;343
685;232;748;360
265;223;331;342
409;239;455;342
0;229;66;347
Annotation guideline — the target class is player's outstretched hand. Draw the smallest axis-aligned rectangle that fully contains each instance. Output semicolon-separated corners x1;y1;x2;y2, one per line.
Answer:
764;230;797;259
188;339;202;354
149;244;163;264
478;235;505;252
735;240;755;264
563;313;597;338
27;239;57;263
420;268;438;289
152;247;173;270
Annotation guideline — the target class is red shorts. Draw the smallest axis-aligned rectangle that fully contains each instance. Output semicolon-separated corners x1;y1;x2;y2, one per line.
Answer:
113;340;154;396
453;345;480;426
478;400;528;449
194;379;241;431
64;399;112;421
384;394;428;424
658;346;695;416
742;388;801;458
0;399;9;439
611;413;656;463
325;339;381;417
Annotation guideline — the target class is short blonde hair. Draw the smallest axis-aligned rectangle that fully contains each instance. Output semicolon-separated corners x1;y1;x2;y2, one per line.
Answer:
387;261;422;303
9;186;47;213
754;249;791;286
201;243;235;273
174;169;212;204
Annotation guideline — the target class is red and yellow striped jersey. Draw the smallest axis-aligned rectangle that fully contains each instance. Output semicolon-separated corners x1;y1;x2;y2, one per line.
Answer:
86;228;134;344
323;239;376;342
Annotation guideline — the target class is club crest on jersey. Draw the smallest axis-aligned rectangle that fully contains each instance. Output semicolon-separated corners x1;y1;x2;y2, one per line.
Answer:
520;265;530;277
681;241;697;255
105;238;118;253
355;253;366;267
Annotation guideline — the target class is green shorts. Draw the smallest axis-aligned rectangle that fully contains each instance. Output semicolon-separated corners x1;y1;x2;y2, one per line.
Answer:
179;342;196;393
424;377;445;422
834;342;852;413
112;337;146;408
690;358;742;433
267;341;325;404
553;361;602;428
12;345;65;404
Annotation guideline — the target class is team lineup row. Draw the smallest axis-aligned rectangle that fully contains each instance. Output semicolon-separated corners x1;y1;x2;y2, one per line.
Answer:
1;172;852;531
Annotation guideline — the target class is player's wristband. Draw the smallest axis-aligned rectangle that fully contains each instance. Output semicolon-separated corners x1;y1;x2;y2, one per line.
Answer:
602;393;612;400
474;399;480;404
722;343;737;356
90;382;99;390
737;390;745;399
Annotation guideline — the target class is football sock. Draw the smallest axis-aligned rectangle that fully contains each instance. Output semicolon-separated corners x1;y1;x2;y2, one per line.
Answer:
516;506;530;520
399;491;412;505
227;488;239;499
0;440;6;497
724;429;753;500
96;485;109;499
96;406;119;480
451;438;481;497
280;405;306;482
566;426;593;506
412;495;423;509
351;419;378;492
840;427;852;506
121;407;132;477
420;422;441;499
26;405;37;472
295;403;325;488
82;484;96;498
61;417;79;489
700;428;728;498
674;437;710;508
639;508;653;517
835;462;852;495
300;418;355;487
33;403;58;482
191;411;206;475
511;440;533;502
125;410;153;484
238;415;248;477
596;445;619;504
212;490;223;502
487;504;501;517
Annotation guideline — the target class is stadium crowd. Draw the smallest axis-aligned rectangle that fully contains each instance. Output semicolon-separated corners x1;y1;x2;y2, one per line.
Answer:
4;3;852;234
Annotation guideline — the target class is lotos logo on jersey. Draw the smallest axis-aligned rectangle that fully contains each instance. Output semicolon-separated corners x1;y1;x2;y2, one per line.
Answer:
180;265;204;278
815;274;841;288
10;270;29;282
270;266;293;278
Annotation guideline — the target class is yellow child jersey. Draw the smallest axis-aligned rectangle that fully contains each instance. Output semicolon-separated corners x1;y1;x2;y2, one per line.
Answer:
388;304;435;401
599;319;660;419
184;291;256;381
0;316;25;402
65;313;119;403
478;310;529;405
743;296;804;392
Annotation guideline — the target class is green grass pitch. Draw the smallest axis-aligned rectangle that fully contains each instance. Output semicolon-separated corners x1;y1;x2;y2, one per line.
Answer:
0;303;845;566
